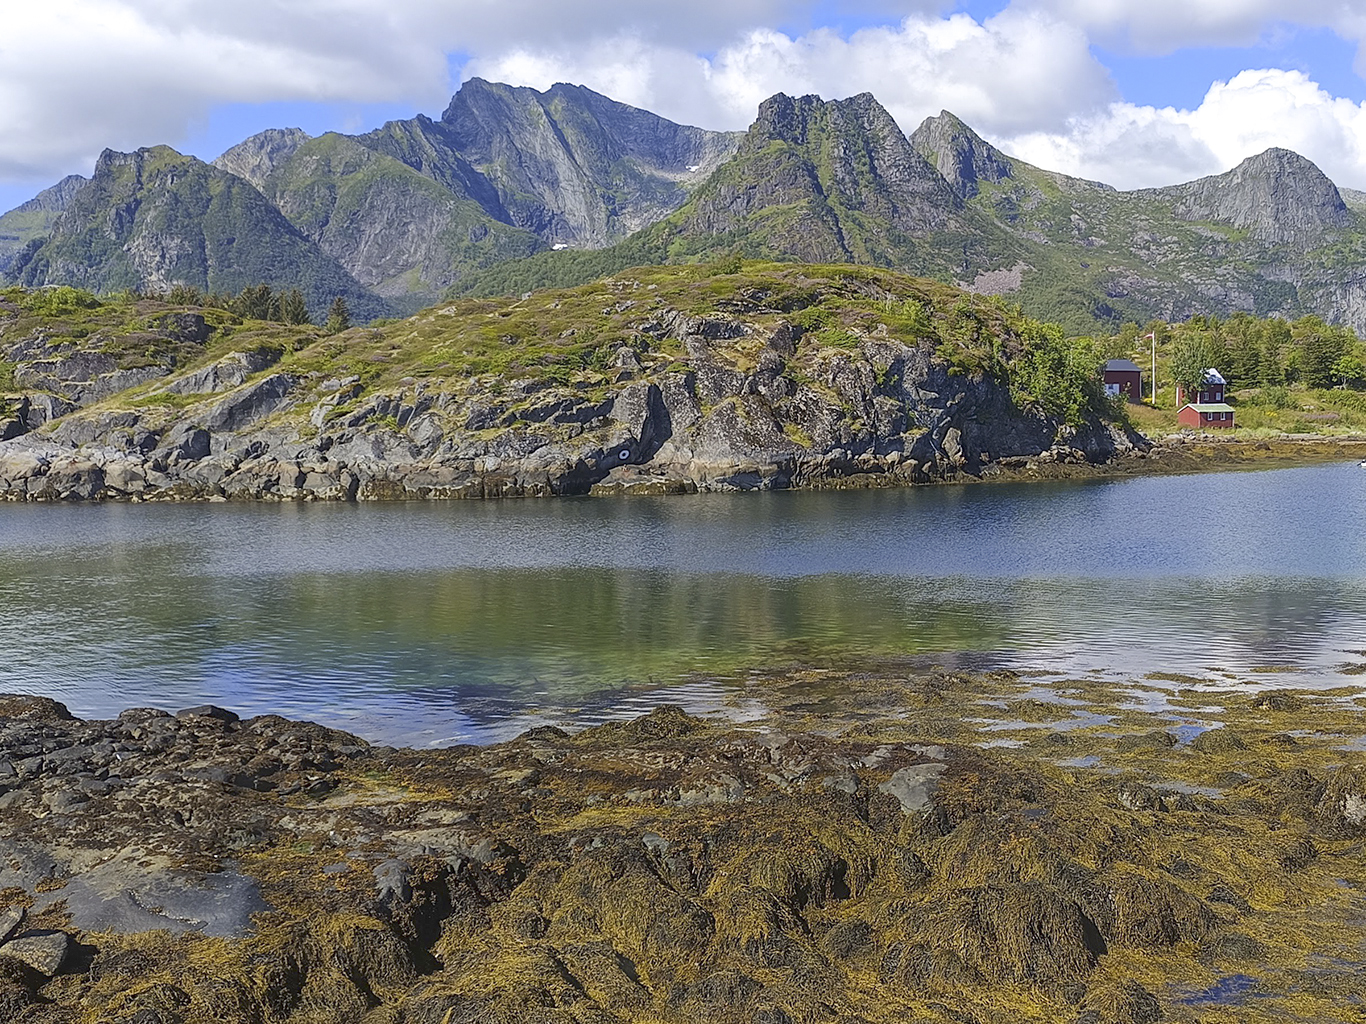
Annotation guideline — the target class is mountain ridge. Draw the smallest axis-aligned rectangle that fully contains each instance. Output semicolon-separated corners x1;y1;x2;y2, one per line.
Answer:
6;81;1366;333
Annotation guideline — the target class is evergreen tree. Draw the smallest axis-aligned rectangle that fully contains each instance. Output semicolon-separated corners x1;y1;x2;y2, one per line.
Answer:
166;283;204;306
233;283;278;321
326;296;351;334
280;288;311;326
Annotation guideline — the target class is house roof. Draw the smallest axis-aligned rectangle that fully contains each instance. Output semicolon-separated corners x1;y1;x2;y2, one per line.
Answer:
1202;368;1227;385
1185;403;1235;413
1105;359;1141;372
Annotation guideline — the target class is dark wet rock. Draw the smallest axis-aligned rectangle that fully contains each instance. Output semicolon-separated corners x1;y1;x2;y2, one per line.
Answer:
1315;763;1366;835
54;861;269;937
0;907;24;945
0;694;75;721
175;704;240;724
877;763;946;814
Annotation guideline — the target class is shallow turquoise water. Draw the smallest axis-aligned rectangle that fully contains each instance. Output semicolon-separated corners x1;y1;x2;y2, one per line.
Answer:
2;462;1365;744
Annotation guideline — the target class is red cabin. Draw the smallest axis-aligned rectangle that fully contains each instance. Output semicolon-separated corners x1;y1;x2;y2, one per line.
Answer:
1103;359;1143;402
1177;369;1234;429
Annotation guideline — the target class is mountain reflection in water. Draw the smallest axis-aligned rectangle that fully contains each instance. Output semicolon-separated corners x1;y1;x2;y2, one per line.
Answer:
2;461;1364;744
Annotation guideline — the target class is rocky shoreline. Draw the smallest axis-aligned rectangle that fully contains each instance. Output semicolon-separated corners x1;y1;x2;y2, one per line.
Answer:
0;429;1360;504
4;663;1366;1023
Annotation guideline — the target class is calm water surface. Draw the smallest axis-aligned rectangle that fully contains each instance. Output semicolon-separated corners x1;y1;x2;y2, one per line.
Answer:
2;462;1365;744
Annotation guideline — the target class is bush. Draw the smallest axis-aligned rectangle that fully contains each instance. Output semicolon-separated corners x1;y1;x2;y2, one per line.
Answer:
23;286;101;317
1007;319;1106;426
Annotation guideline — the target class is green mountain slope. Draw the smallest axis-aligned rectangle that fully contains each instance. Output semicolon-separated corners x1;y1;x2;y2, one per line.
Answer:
0;175;88;273
910;114;1366;333
254;133;544;300
6;147;390;322
10;81;1366;335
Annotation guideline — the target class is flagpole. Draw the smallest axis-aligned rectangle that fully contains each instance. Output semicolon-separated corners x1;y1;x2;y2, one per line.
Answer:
1145;332;1157;405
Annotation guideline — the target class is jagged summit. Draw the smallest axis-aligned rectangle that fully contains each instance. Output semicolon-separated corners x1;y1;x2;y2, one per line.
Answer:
667;91;968;268
1165;147;1352;245
909;110;1014;199
213;128;311;190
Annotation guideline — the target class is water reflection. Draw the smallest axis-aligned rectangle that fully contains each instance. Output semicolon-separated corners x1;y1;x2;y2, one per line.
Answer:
2;461;1365;744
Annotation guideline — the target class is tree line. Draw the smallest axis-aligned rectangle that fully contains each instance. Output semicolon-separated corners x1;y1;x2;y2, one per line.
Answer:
1105;313;1365;395
154;283;352;333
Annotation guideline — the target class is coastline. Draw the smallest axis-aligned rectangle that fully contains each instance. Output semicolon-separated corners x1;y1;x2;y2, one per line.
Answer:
3;662;1366;1022
1;432;1363;504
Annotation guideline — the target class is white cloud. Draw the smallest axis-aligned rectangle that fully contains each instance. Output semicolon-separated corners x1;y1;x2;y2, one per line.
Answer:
469;9;1115;136
1001;69;1366;190
1028;0;1366;57
0;0;819;180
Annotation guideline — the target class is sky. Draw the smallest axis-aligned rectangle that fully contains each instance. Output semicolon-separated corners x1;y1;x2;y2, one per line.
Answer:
5;0;1366;213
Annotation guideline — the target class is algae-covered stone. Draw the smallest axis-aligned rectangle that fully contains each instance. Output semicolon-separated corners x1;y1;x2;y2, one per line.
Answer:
1191;728;1247;753
877;763;946;814
0;907;23;945
0;930;66;975
1077;979;1163;1024
1317;763;1366;835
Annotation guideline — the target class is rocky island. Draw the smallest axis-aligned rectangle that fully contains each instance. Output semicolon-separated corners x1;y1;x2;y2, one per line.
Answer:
3;662;1366;1023
0;264;1143;503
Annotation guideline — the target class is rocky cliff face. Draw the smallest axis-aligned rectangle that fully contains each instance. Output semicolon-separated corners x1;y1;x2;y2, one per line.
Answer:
0;265;1137;503
255;133;544;298
212;127;311;189
1161;148;1354;245
437;79;742;247
673;93;969;267
910;111;1016;200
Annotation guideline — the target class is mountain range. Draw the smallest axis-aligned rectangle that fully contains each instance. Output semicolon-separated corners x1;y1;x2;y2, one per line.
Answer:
5;78;1366;333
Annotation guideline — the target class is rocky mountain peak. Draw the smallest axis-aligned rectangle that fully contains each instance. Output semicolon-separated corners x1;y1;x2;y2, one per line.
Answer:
214;128;312;189
9;174;88;215
750;92;898;148
910;110;1013;199
1169;146;1352;245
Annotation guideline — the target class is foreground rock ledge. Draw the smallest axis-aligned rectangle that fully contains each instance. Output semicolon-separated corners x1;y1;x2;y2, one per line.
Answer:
2;689;1365;1023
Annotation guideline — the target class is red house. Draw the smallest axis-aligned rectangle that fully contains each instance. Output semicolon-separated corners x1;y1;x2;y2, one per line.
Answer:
1177;369;1235;429
1103;359;1143;402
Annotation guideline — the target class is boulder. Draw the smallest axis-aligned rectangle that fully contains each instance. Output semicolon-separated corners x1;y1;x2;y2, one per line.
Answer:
0;931;67;976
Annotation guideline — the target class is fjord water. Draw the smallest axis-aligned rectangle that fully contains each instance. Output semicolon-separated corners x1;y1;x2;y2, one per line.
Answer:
2;462;1365;745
